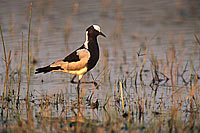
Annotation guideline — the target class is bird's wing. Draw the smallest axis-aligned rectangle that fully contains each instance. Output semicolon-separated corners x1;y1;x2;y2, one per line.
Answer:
62;50;80;63
63;45;85;62
50;48;90;71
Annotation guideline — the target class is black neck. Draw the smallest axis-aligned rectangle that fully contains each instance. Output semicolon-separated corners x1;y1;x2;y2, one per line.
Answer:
87;36;99;71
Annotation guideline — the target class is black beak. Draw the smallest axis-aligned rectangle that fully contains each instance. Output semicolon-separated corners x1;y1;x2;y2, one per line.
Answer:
99;31;106;37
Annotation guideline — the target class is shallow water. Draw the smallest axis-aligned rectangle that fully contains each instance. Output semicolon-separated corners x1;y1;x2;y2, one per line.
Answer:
0;0;200;131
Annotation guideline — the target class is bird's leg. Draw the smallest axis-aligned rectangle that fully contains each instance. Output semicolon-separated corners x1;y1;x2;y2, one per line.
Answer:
79;81;98;87
77;79;80;104
71;75;98;87
71;75;77;83
70;75;98;103
70;75;80;104
77;80;80;97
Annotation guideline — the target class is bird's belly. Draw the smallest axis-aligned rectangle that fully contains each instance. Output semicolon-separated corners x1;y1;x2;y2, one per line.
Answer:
63;67;87;75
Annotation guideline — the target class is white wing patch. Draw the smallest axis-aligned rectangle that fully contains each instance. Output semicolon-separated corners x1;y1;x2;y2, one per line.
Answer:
50;49;90;76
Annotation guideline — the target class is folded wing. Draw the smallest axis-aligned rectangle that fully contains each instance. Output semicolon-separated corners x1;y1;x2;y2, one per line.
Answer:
50;49;90;72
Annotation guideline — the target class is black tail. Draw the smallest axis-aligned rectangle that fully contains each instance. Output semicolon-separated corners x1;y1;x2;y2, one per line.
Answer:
35;65;63;74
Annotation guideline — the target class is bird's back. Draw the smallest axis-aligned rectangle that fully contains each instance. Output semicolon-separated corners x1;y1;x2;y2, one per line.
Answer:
63;45;85;62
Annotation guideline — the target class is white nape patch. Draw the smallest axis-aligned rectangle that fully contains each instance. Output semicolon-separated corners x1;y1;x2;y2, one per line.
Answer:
84;31;89;49
93;25;100;32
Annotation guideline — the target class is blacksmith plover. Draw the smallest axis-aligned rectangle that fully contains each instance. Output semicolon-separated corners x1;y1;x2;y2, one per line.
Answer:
35;24;106;97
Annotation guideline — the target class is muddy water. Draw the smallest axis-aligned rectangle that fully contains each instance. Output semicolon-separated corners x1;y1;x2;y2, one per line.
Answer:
0;0;200;123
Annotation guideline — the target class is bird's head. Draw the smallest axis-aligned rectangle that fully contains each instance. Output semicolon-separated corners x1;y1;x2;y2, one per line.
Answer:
86;24;106;38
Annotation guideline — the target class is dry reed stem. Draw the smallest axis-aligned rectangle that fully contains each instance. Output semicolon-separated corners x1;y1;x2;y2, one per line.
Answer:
194;34;200;47
139;40;150;86
17;32;24;105
26;2;32;101
0;25;8;98
120;81;124;112
6;50;11;98
0;26;7;64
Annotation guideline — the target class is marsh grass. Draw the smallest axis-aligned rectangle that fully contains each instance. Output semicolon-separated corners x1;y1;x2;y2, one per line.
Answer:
0;35;199;132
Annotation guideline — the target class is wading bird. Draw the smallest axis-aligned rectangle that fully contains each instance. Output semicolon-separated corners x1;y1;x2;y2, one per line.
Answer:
35;24;106;97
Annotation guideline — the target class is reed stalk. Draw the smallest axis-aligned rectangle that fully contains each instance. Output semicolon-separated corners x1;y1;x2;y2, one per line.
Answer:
0;25;8;98
26;2;32;101
0;26;7;65
139;40;149;86
120;81;124;112
17;32;23;105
